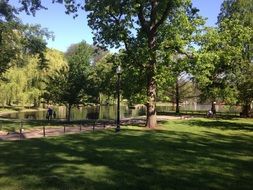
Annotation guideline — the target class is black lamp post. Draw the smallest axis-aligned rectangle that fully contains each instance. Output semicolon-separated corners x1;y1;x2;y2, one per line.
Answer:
116;65;122;132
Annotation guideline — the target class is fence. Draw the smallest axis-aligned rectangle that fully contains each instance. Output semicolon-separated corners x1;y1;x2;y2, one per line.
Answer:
0;119;114;141
157;103;242;115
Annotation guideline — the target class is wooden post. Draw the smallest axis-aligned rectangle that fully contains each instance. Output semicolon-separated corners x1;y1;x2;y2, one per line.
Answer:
43;126;45;137
79;125;82;132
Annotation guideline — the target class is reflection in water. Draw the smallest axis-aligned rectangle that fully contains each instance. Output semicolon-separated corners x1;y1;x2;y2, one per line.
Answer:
0;105;147;121
156;104;241;113
0;104;241;121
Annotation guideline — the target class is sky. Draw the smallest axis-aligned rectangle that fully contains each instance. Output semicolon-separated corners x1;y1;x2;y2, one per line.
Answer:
11;0;224;52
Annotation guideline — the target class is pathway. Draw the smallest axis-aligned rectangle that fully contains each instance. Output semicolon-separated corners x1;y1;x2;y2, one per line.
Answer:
0;115;182;141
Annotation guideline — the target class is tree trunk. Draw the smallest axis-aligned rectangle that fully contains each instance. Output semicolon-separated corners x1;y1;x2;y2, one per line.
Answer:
146;31;157;128
33;98;40;108
66;104;72;122
146;67;157;128
145;0;159;128
138;0;173;127
242;102;250;117
7;99;11;106
175;78;180;114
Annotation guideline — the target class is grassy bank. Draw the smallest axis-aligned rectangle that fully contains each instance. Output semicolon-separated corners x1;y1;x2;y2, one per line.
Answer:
0;118;253;190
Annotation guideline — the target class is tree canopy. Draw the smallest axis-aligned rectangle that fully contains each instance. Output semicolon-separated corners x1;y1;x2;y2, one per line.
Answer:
84;0;202;127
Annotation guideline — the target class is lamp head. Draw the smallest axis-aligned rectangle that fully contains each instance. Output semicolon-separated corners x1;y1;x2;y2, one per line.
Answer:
116;65;122;74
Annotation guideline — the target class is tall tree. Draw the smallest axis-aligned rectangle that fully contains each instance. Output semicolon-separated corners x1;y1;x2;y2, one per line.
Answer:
45;41;93;121
156;4;204;113
218;0;253;26
0;21;52;76
217;0;253;116
84;0;201;127
0;21;20;75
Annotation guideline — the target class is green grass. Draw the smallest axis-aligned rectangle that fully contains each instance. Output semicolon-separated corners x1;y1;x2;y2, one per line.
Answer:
0;119;112;132
0;118;253;190
0;119;47;132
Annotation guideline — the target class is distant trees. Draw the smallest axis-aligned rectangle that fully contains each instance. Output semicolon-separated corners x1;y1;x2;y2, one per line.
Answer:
43;41;111;121
44;41;93;121
217;0;253;116
193;0;253;116
0;20;52;107
0;48;64;108
0;3;52;76
0;21;20;75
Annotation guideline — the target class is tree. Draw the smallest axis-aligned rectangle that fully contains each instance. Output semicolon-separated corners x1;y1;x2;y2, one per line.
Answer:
0;0;47;21
1;0;53;76
45;41;93;121
42;48;67;104
0;21;53;108
0;20;25;76
0;56;41;107
217;0;253;116
84;0;201;127
194;26;236;113
0;21;52;76
218;0;253;26
89;52;115;104
156;5;204;114
0;0;18;21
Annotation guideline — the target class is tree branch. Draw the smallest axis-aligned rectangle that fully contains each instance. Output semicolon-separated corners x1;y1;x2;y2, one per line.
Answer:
154;1;172;30
138;4;149;34
175;47;194;59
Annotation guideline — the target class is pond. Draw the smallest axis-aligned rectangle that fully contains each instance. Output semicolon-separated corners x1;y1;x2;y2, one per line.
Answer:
0;105;146;121
0;103;241;121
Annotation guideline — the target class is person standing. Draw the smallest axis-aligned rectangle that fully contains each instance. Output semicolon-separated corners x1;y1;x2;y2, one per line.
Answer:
47;107;53;120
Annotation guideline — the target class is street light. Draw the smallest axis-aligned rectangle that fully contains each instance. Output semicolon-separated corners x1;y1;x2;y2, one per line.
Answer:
116;65;122;132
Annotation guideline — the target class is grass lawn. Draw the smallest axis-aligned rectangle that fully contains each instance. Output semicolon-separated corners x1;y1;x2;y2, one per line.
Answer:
0;119;48;132
0;118;253;190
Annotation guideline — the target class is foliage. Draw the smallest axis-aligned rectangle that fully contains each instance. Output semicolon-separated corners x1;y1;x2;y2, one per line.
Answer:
218;0;253;27
0;48;67;107
0;0;46;21
84;0;198;127
218;0;253;116
0;1;52;75
0;0;18;21
154;2;204;113
0;56;40;106
0;21;21;75
111;51;147;105
194;16;252;108
45;41;93;121
193;0;253;115
83;1;204;126
90;53;115;104
0;21;52;76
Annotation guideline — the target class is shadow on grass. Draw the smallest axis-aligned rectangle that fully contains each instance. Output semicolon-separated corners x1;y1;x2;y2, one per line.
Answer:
0;126;253;190
187;119;253;131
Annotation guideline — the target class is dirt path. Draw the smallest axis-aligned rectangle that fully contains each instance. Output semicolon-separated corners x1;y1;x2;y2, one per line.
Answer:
0;124;112;141
0;115;182;141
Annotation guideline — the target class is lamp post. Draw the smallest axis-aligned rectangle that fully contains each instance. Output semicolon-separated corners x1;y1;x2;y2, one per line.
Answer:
116;65;122;132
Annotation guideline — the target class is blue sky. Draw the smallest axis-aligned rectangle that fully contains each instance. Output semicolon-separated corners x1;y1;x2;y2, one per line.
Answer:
12;0;224;52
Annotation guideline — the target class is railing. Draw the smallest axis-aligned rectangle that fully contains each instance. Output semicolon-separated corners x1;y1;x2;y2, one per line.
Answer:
0;119;115;141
